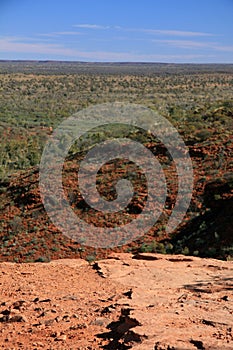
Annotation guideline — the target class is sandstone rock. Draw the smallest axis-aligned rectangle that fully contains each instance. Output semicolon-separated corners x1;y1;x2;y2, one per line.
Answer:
0;255;232;349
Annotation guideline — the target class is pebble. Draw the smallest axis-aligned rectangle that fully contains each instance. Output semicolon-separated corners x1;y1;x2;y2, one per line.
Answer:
90;317;109;327
55;334;67;341
69;323;87;330
6;315;28;323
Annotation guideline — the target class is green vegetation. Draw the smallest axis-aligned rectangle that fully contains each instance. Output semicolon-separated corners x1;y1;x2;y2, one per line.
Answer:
0;64;232;180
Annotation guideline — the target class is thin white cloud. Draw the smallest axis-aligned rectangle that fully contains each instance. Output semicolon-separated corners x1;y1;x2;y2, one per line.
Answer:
153;39;233;52
142;29;214;37
153;39;215;49
213;45;233;52
38;31;82;37
53;31;83;36
72;24;214;37
0;36;212;62
0;37;79;56
73;24;110;30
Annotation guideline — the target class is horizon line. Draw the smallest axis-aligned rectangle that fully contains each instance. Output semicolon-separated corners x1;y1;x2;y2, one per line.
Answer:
0;59;232;65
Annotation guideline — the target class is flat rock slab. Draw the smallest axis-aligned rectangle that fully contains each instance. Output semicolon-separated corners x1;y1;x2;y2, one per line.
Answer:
96;253;233;349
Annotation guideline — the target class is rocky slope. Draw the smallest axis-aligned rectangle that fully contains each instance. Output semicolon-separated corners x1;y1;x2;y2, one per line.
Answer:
0;134;232;262
0;253;232;349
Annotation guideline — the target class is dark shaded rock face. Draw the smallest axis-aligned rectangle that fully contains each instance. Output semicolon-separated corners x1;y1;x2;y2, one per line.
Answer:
203;174;233;210
170;174;233;259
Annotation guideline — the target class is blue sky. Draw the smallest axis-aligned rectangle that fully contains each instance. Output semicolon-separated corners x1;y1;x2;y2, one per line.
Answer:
0;0;233;63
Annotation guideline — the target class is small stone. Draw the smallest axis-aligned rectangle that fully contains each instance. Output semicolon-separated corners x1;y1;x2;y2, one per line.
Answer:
12;300;25;310
34;307;42;312
55;334;67;341
62;315;71;322
55;316;62;322
9;315;28;323
90;317;110;327
32;342;43;347
69;323;87;330
39;298;51;303
101;305;116;314
44;319;54;326
50;331;60;338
